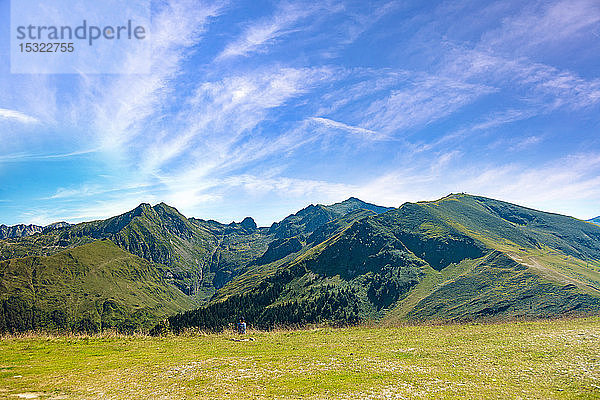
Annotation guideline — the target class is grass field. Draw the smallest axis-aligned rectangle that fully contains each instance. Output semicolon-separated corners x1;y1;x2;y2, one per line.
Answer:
1;318;599;399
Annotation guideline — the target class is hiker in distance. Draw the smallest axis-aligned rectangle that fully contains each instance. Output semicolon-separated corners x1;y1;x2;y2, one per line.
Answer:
237;318;247;334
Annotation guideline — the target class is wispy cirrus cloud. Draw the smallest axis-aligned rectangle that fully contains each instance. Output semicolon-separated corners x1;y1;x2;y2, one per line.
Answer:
309;117;386;140
457;153;600;216
222;174;356;198
0;108;39;124
216;0;400;61
315;70;410;116
361;76;496;134
438;1;600;113
0;148;99;163
87;1;228;151
44;180;156;200
216;1;334;61
412;108;539;153
141;66;336;175
480;0;600;56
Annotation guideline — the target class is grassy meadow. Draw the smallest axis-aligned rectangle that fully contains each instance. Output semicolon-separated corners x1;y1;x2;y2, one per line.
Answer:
0;317;599;399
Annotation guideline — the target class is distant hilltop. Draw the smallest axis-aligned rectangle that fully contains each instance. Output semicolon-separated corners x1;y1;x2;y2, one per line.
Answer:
0;221;71;240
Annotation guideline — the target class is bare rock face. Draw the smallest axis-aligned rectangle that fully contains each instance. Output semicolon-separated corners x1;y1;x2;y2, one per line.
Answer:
0;224;43;239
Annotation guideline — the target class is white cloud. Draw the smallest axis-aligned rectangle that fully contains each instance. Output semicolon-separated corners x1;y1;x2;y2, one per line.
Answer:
480;0;600;55
0;148;100;164
0;74;58;128
316;70;410;116
0;108;39;124
85;1;227;151
216;2;333;60
309;117;387;140
438;16;600;113
140;66;335;175
216;19;287;60
222;174;356;198
361;76;496;134
511;135;544;151
461;153;600;205
45;180;155;200
414;108;539;153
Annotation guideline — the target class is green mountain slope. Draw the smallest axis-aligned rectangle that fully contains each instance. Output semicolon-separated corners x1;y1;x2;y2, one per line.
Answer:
590;216;600;225
0;204;259;300
3;193;598;333
169;194;600;331
210;208;384;302
0;197;391;332
0;203;217;298
0;198;390;302
404;251;598;321
386;194;600;321
268;197;392;238
0;240;195;333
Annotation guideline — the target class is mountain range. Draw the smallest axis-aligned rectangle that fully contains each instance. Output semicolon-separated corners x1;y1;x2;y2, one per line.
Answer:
589;216;600;225
0;222;71;240
0;224;42;239
1;194;599;333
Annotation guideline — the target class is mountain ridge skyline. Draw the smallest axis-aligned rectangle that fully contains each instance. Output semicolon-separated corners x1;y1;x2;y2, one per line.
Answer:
2;193;599;231
2;191;600;333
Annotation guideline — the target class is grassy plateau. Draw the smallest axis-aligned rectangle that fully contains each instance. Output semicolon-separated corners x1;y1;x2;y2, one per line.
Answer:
1;317;599;399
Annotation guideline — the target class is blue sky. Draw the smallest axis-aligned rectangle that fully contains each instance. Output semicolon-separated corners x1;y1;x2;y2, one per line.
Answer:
1;0;599;226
